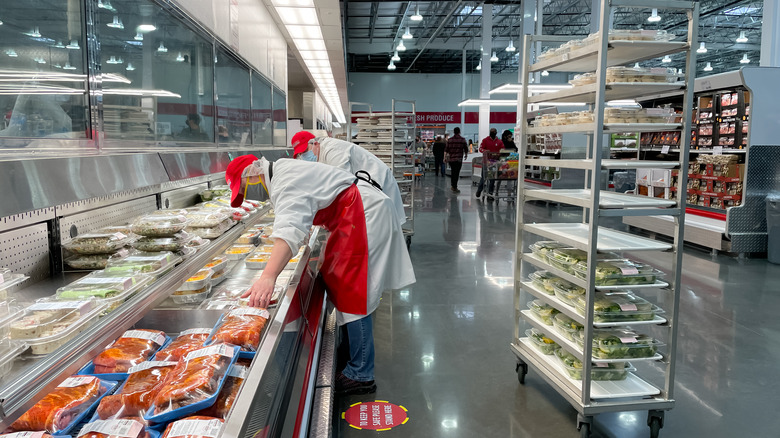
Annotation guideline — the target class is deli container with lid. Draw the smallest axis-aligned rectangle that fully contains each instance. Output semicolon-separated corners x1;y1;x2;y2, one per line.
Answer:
574;291;662;322
528;241;568;262
0;269;29;299
526;329;559;355
131;213;189;237
554;349;633;381
573;259;664;285
245;252;270;270
185;211;230;228
225;244;254;260
178;269;213;291
54;270;153;312
132;232;191;252
588;328;662;359
236;231;261;245
185;235;210;250
186;219;232;239
528;300;559;325
548;248;588;273
11;301;106;355
64;232;133;255
210;269;228;285
105;251;181;277
552;280;585;305
65;249;130;271
171;284;212;305
0;339;28;379
204;256;229;274
528;270;559;295
552;313;584;342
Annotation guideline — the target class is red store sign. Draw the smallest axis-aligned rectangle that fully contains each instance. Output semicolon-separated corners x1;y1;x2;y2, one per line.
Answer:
352;111;517;124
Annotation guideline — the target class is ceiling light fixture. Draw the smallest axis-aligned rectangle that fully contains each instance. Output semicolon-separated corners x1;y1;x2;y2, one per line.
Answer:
476;60;482;71
634;62;640;68
391;50;400;62
703;62;713;71
697;42;707;53
506;40;516;52
63;62;76;70
157;42;168;53
411;5;423;22
54;63;62;68
740;53;750;64
403;27;413;40
107;55;121;64
0;19;3;25
54;41;65;48
490;51;499;62
126;63;135;71
134;32;144;41
66;40;80;50
736;31;748;43
24;27;42;38
662;55;671;63
176;52;185;62
138;24;156;32
541;70;549;76
397;41;406;51
388;61;396;71
648;8;661;22
107;16;124;29
5;49;17;57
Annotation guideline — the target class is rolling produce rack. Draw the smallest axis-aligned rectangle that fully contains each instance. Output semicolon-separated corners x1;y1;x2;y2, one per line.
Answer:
510;2;699;437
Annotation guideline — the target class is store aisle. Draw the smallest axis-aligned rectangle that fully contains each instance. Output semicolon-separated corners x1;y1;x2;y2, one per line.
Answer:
334;175;780;438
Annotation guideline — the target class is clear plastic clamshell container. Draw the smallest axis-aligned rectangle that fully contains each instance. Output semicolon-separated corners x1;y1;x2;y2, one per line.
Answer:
171;284;212;305
200;186;231;201
11;301;106;355
528;270;560;295
573;259;664;285
65;249;130;271
185;211;230;228
105;251;181;277
554;349;633;381
55;270;153;312
589;328;663;359
574;291;662;323
552;313;584;342
179;269;214;291
186;219;233;239
225;245;255;260
204;256;229;274
132;232;191;253
569;72;597;87
0;339;28;379
529;241;568;262
553;280;585;305
131;213;189;237
526;328;559;355
236;231;261;245
98;224;134;236
0;269;29;299
528;300;559;325
64;232;133;255
548;248;588;273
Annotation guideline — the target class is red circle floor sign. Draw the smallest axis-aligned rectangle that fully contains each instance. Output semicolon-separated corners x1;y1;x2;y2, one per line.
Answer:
342;400;409;431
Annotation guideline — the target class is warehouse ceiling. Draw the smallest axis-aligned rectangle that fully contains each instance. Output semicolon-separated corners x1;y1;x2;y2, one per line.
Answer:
341;0;764;76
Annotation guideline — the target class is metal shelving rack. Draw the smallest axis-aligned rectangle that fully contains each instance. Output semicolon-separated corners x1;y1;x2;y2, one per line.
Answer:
511;2;698;437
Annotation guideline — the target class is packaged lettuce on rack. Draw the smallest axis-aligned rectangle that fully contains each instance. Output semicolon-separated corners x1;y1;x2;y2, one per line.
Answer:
209;308;270;354
132;232;191;253
528;241;568;262
552;313;584;342
89;329;169;375
591;328;661;359
95;362;178;419
64;232;134;255
154;328;212;362
573;259;663;285
161;416;224;438
574;291;659;322
528;270;560;295
77;418;155;438
553;349;632;381
528;300;559;325
65;249;130;271
552;279;585;305
105;251;181;276
526;328;559;355
548;248;588;273
131;213;189;237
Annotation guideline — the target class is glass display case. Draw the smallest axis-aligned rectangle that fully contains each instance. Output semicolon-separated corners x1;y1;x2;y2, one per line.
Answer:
216;48;251;146
252;73;273;146
273;87;287;146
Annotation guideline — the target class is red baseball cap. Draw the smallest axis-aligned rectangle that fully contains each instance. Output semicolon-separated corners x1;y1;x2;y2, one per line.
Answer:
291;131;315;156
226;154;259;207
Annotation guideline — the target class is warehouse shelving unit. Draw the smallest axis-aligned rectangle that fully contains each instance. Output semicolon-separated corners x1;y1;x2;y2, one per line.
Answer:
511;2;698;437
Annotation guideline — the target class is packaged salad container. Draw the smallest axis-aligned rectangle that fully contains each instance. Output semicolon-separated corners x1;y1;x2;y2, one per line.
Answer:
55;271;153;312
131;214;189;237
589;328;662;359
185;211;230;229
528;300;559;325
548;248;588;273
186;219;233;239
574;291;661;323
64;232;133;255
65;249;130;271
573;259;664;285
105;251;181;277
528;241;568;262
552;313;584;342
553;280;585;306
186;235;210;251
528;270;559;295
132;232;191;253
14;302;106;355
554;349;633;381
526;328;559;355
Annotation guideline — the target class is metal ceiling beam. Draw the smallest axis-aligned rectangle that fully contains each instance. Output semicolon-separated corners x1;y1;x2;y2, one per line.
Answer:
405;0;465;72
442;1;483;43
368;2;379;44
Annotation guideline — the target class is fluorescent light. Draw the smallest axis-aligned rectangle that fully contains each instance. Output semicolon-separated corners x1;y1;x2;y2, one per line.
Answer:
703;62;713;71
299;50;329;60
697;42;707;53
0;19;3;25
106;56;121;64
157;42;167;53
489;83;574;95
176;52;185;62
740;54;750;64
107;16;124;29
137;24;156;32
607;99;639;107
24;27;42;38
633;62;640;68
411;6;423;22
63;62;76;70
273;0;315;6
506;40;515;52
403;27;413;40
736;31;748;43
35;57;46;64
333;121;341;128
134;33;144;41
648;8;661;22
541;70;549;76
397;41;406;51
276;7;315;25
490;51;498;62
286;25;323;40
54;41;65;48
460;98;587;107
126;63;136;71
5;50;17;57
662;55;671;63
388;61;396;71
293;38;326;51
66;40;80;50
476;60;481;70
392;50;400;62
103;88;181;98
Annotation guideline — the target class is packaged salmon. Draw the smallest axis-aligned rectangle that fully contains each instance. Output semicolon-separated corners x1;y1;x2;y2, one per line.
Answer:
153;329;212;362
85;330;170;379
96;362;178;419
146;344;239;423
160;416;224;438
77;418;157;438
196;364;248;419
208;308;270;356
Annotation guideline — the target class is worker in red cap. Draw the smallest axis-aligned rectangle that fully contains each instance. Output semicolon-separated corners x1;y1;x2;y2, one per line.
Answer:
291;131;406;226
225;154;415;395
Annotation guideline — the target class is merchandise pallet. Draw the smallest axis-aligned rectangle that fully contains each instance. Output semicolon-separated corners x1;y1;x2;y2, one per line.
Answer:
511;1;699;437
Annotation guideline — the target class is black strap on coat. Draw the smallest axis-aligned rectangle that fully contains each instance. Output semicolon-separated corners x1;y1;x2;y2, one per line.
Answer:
354;170;382;191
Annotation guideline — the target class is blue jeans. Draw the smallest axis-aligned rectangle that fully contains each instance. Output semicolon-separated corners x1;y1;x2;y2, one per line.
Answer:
476;164;494;195
342;315;375;382
439;161;446;176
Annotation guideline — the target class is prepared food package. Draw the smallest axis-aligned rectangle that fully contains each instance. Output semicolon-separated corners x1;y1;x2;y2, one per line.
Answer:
64;233;134;255
65;250;130;271
56;271;153;303
203;256;228;274
92;329;168;374
573;259;663;285
0;432;56;438
200;186;231;201
179;269;213;292
526;329;559;355
131;214;189;237
201;203;246;221
528;241;568;262
171;285;211;305
0;340;29;379
210;308;270;353
196;364;248;419
210;270;226;286
13;304;104;355
97;225;134;236
527;300;559;325
184;212;230;229
210;286;247;301
257;233;274;245
186;236;210;251
154;329;212;362
161;416;224;438
185;220;232;239
552;279;585;305
77;419;152;438
245;253;269;270
552;313;584;342
235;231;261;245
197;300;238;311
10;376;110;433
150;344;239;420
574;291;659;322
106;251;181;276
243;199;261;208
224;245;254;260
549;248;588;273
132;232;191;253
10;301;93;340
528;270;559;295
590;329;661;359
554;349;632;381
96;362;178;419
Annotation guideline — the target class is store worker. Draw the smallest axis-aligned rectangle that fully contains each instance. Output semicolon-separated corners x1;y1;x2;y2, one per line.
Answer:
290;131;406;226
475;128;504;199
226;154;416;395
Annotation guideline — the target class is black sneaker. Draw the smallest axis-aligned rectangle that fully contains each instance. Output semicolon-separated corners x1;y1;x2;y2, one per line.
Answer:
475;190;482;198
336;372;377;396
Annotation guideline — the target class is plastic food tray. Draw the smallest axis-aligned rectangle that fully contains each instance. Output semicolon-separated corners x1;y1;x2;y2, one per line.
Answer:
549;248;588;273
65;251;128;271
131;214;189;237
204;256;229;274
206;310;270;358
0;340;27;380
106;252;182;277
178;269;214;291
572;259;665;286
186;220;233;239
224;245;254;260
236;231;261;245
245;253;269;270
47;378;119;436
554;349;634;381
0;272;29;298
528;271;559;295
79;334;172;381
64;232;134;255
171;284;212;305
527;300;559;326
54;271;154;313
526;329;559;355
552;280;585;306
21;304;106;356
198;299;239;310
132;233;190;253
186;236;210;251
143;344;240;423
185;211;230;228
210;270;227;286
574;291;664;323
589;328;663;359
552;313;583;342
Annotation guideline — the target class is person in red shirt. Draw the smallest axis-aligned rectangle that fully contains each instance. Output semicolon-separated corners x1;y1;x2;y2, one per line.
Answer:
476;128;504;199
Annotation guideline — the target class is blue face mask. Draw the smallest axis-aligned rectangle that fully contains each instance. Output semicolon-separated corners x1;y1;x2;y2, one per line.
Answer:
300;150;317;162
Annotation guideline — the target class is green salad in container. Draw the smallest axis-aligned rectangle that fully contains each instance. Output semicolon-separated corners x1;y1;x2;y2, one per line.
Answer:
592;329;660;359
553;280;586;305
528;300;560;325
573;259;662;285
553;313;584;341
574;291;657;322
529;270;560;295
529;241;569;262
527;328;559;355
554;349;631;381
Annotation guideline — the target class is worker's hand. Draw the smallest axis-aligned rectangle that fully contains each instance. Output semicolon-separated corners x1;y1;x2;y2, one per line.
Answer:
243;276;276;308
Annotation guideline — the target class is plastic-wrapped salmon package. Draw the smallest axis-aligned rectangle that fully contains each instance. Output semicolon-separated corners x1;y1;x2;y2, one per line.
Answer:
149;344;239;421
11;376;109;434
77;418;152;438
161;416;224;438
210;308;270;352
96;362;178;419
92;330;168;374
153;329;212;362
196;364;248;419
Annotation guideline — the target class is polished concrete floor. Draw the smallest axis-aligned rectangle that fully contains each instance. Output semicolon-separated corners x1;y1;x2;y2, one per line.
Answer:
334;174;780;438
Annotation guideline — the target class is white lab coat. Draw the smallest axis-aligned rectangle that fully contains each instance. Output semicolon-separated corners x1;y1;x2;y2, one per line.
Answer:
262;159;415;325
316;137;407;226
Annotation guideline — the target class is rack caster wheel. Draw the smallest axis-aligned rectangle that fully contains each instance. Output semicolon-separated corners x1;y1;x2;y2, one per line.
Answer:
515;361;528;384
578;422;591;438
405;235;412;250
648;411;664;438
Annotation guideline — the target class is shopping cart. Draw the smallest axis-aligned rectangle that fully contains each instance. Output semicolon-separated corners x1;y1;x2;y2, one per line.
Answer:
484;151;519;203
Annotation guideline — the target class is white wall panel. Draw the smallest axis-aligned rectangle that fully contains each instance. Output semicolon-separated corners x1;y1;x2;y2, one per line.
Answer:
175;0;231;43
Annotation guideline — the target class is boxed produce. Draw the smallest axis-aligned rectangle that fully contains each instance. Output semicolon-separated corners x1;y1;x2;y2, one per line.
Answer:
105;251;181;277
573;291;661;322
64;232;134;255
589;328;661;359
95;362;178;419
526;328;559;355
528;300;559;325
552;313;583;342
154;328;213;362
197;364;248;418
208;308;270;357
131;214;189;237
572;259;663;286
554;349;633;381
161;416;224;438
9;376;116;434
83;329;170;379
146;344;240;423
55;271;153;312
77;419;159;438
132;232;191;253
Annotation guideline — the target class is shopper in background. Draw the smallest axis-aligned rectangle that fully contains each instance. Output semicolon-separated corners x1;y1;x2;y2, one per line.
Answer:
225;154;416;396
290;131;406;226
178;113;209;141
432;135;447;177
444;127;468;193
468;139;475;154
475;128;504;199
493;130;518;198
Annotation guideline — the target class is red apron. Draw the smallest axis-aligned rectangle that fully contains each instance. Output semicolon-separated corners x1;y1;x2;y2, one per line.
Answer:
312;184;369;315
